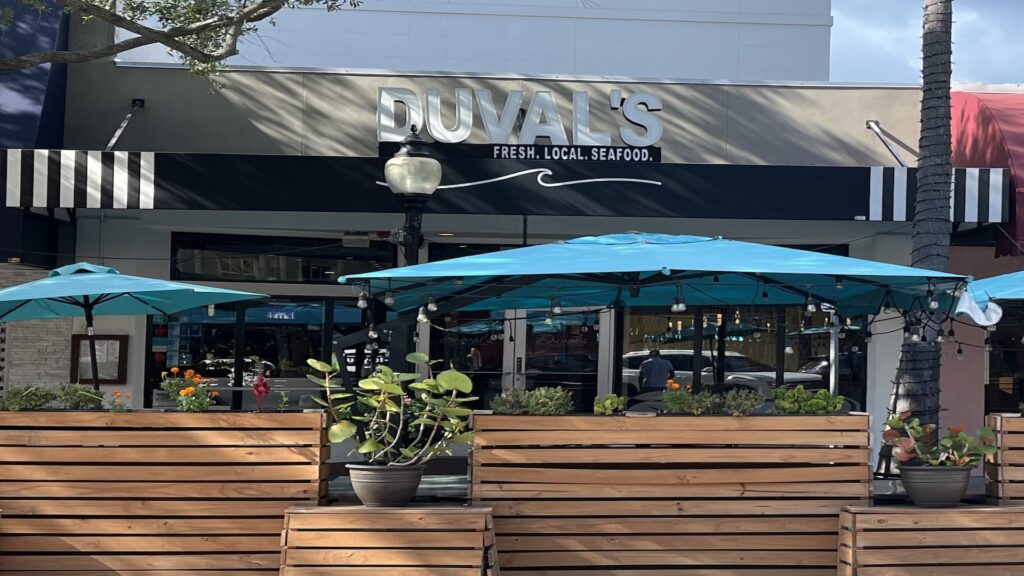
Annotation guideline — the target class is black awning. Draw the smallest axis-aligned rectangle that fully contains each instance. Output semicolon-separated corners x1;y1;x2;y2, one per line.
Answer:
2;149;1009;223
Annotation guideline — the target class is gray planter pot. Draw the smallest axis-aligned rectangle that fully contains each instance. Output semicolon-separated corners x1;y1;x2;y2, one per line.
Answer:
899;465;973;508
346;463;425;507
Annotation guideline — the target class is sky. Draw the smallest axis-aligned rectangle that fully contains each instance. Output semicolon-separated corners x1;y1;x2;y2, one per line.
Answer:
831;0;1024;84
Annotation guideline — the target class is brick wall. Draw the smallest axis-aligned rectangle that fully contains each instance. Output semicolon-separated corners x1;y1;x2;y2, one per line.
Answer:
0;264;72;390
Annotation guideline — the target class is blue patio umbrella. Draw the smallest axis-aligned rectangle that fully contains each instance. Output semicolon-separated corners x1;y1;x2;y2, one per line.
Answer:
0;263;265;389
342;233;966;318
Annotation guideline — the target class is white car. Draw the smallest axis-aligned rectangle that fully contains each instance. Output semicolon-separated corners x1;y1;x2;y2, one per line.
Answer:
622;349;822;398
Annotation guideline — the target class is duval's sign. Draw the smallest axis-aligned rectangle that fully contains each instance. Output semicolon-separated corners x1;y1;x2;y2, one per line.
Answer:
377;87;663;162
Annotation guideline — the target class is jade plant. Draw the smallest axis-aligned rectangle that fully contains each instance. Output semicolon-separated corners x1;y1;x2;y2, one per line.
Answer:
308;352;474;466
490;388;529;415
490;386;573;415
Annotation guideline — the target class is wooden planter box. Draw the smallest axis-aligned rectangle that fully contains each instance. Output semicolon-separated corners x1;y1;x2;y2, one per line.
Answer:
280;506;499;576
839;505;1024;576
0;410;328;575
470;413;871;576
986;413;1024;503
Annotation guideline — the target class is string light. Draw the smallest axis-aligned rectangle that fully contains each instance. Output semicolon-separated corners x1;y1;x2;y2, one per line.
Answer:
551;297;563;315
762;289;769;302
835;278;845;290
985;337;992;352
544;312;554;325
806;296;817;314
367;325;379;340
956;345;964;360
670;284;686;313
416;306;428;324
865;330;872;343
936;329;945;343
357;292;368;309
426;297;438;312
383;291;395;306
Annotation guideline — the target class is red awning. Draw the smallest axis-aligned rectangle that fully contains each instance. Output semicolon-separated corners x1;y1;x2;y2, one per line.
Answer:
952;91;1024;256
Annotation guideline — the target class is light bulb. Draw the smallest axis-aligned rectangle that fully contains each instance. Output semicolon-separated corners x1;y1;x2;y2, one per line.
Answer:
581;325;589;333
551;298;562;315
936;330;945;343
865;331;872;344
784;346;794;355
207;304;216;317
956;346;964;360
383;291;395;306
988;324;998;332
544;313;554;325
671;298;686;313
985;337;993;352
883;306;894;314
367;326;379;340
806;297;818;313
929;299;939;310
454;277;464;286
752;331;761;340
836;278;845;290
357;293;368;309
762;289;769;302
426;297;438;312
416;306;428;324
948;327;956;339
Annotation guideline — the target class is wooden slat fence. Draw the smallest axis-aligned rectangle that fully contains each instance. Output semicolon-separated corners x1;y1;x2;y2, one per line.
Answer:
0;411;328;576
470;413;871;576
839;505;1024;576
280;506;499;576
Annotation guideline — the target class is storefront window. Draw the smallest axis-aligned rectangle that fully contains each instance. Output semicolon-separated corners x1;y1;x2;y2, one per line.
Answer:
987;303;1024;413
523;310;599;412
171;232;396;283
431;311;505;410
624;306;867;411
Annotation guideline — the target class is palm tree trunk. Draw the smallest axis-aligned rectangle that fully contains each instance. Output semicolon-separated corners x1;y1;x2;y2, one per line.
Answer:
893;0;954;438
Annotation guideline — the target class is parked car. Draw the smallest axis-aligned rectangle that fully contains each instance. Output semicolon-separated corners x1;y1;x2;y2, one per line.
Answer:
623;349;822;391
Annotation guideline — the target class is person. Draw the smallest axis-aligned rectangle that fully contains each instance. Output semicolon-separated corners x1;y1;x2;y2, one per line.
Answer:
467;347;483;371
639;349;675;390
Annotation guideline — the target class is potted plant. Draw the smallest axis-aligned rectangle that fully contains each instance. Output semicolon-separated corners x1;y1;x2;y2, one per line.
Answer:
883;412;997;507
307;352;474;507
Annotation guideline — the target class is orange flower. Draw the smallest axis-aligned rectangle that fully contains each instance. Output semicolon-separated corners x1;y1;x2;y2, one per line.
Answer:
210;391;220;397
170;367;180;375
184;369;195;379
179;387;196;397
192;376;203;384
112;389;121;397
668;381;681;390
949;425;967;435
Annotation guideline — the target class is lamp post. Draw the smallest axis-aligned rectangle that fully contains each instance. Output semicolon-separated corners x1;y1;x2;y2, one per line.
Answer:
384;125;442;266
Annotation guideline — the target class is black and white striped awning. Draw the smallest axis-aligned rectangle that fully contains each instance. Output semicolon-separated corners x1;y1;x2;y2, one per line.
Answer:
0;149;1013;224
2;150;155;210
867;166;1009;223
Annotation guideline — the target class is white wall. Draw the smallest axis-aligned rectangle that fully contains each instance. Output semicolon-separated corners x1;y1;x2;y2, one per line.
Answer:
115;0;832;81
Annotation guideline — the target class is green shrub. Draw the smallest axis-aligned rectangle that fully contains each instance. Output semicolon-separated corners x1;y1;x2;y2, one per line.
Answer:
490;388;530;415
689;390;722;415
593;393;626;415
0;386;56;411
55;384;104;410
773;385;844;415
525;386;573;415
720;387;763;417
662;389;694;414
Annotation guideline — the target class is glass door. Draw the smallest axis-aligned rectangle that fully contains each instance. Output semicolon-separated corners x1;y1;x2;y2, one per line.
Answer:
429;310;507;410
506;308;610;413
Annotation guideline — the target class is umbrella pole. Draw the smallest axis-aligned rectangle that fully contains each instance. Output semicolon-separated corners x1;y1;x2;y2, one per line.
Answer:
83;298;101;391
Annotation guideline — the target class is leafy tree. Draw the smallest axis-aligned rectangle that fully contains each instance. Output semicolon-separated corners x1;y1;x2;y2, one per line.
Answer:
0;1;361;75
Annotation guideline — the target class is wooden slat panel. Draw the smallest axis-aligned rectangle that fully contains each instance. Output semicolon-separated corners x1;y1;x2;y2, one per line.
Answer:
850;511;1024;529
496;534;838;551
284;549;483;566
286;512;486;531
855;547;1024;565
0;554;281;570
489;500;862;517
506;571;835;576
1000;418;1024;431
0;481;317;498
0;429;321;446
494;516;838;534
498;550;838;567
856;567;1024;576
286;530;484;548
0;572;275;576
0;517;285;534
473;465;867;485
474;447;868;464
0;446;321;463
0;498;309;517
0;464;320;481
474;430;869;446
472;414;869;431
853;529;1024;547
474;481;869;499
0;411;323;429
0;535;281;552
281;569;482;576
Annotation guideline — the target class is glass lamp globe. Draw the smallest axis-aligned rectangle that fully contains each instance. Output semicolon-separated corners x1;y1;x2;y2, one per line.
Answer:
384;126;442;197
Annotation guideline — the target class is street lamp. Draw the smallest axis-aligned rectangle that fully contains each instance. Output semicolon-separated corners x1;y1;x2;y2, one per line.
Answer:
385;125;442;266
